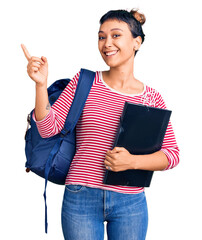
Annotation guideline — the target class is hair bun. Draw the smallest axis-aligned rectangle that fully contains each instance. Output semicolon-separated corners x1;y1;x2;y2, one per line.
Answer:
130;9;146;25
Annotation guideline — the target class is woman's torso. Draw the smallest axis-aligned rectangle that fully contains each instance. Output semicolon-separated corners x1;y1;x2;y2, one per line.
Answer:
65;71;158;194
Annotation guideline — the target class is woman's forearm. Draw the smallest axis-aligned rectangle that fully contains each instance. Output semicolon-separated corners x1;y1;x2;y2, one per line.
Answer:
35;82;50;121
130;150;169;171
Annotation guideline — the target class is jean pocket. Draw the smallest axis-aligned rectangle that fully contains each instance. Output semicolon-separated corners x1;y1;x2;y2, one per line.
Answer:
132;192;147;207
65;184;85;193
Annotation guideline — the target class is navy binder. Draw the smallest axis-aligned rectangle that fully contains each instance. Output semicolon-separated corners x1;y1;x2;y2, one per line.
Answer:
103;102;172;187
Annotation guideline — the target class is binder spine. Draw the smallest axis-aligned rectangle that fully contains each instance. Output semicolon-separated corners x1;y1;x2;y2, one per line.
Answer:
158;111;172;149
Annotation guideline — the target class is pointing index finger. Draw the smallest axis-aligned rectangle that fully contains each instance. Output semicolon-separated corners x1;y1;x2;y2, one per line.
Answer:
21;44;31;60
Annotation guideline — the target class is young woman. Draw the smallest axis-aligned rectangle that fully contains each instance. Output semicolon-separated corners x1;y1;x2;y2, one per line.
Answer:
22;9;179;240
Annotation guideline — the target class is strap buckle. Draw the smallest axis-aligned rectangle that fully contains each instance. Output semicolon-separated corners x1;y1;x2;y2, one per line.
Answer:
60;128;70;137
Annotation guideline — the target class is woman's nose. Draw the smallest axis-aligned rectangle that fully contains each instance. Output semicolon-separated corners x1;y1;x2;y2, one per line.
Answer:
104;36;113;48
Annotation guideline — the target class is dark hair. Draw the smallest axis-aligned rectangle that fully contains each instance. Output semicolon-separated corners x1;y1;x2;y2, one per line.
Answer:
99;9;146;55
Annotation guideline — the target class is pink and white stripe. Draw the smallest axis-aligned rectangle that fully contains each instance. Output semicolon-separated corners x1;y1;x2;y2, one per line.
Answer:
34;71;180;194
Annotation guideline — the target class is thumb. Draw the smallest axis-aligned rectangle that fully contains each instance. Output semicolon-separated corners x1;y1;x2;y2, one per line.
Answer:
111;147;126;153
41;56;47;63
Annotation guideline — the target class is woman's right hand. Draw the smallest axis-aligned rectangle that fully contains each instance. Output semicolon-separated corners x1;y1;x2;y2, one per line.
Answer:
21;44;48;86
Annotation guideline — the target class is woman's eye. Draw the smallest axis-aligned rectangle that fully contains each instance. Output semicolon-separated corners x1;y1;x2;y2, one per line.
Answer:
98;34;120;40
98;36;105;40
113;34;120;38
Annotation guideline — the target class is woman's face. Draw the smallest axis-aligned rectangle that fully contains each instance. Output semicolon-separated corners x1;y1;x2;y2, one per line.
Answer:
98;19;140;68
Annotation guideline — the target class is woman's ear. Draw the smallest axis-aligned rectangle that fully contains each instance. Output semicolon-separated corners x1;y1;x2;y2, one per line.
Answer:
133;36;142;51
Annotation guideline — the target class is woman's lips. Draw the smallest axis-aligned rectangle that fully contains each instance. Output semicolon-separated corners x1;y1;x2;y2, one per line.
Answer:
104;50;118;56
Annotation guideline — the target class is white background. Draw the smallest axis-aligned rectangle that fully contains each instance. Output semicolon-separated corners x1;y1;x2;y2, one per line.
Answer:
0;0;202;239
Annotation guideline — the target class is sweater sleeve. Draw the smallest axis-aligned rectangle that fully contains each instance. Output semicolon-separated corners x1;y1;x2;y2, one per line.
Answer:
33;71;80;138
155;91;180;170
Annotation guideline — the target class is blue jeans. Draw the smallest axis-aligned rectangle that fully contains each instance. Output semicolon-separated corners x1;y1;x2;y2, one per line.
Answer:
61;185;148;240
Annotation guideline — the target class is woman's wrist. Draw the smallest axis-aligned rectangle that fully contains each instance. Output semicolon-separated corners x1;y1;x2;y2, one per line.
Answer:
35;80;47;89
129;154;138;170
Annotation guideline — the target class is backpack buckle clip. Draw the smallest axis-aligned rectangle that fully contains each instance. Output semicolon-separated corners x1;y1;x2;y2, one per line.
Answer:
60;128;70;138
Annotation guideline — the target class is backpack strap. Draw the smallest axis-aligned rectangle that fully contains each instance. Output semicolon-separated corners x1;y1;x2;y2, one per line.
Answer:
61;68;96;136
43;68;95;233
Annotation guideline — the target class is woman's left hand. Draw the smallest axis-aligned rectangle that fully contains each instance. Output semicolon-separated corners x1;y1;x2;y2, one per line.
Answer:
104;147;133;172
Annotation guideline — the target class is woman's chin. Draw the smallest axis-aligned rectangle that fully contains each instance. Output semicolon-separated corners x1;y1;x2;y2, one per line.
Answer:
103;60;120;68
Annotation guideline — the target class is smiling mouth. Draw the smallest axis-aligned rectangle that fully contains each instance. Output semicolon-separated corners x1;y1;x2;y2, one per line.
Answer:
104;50;118;56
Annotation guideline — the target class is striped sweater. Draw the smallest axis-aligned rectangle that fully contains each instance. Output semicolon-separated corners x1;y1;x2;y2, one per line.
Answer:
35;71;180;194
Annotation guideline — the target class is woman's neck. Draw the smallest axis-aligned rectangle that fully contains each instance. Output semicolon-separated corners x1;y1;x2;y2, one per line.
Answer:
102;65;144;95
107;68;134;87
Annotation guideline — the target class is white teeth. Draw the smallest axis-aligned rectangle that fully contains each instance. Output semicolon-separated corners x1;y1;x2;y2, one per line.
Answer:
105;51;118;56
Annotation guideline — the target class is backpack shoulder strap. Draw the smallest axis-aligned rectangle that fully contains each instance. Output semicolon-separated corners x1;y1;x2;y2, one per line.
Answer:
60;68;96;136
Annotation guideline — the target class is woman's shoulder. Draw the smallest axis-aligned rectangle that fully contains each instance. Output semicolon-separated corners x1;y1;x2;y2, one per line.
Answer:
143;85;166;108
144;84;158;94
71;69;99;83
143;84;160;99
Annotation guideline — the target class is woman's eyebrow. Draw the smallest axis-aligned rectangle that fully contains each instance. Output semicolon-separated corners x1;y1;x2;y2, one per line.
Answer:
111;28;123;31
98;28;123;34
